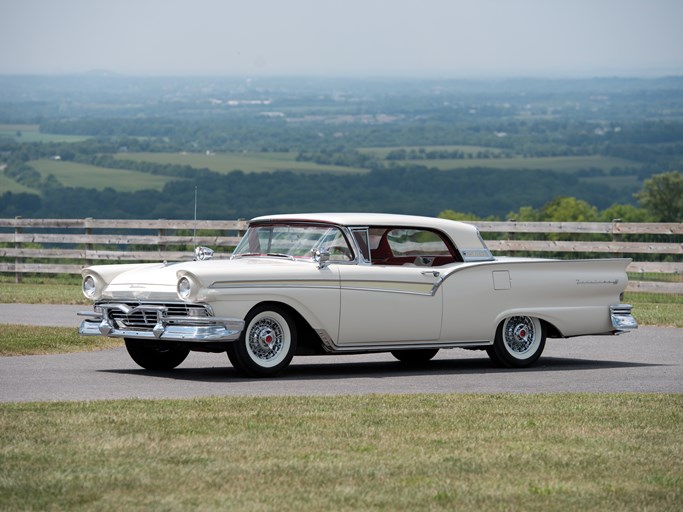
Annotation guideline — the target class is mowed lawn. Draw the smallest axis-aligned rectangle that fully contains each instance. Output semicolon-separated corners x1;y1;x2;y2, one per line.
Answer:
116;151;366;175
0;394;680;511
30;159;181;192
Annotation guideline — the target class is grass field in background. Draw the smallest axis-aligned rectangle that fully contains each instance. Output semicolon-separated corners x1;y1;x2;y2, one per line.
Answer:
30;159;181;192
116;151;366;175
1;145;644;195
0;172;35;194
420;155;637;172
0;394;680;511
121;149;641;175
359;146;640;172
0;277;86;305
0;124;91;143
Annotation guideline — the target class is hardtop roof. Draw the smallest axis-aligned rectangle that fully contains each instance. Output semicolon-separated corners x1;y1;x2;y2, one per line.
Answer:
249;213;493;261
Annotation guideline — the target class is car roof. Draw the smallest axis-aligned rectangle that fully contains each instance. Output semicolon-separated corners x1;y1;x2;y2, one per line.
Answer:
249;213;494;261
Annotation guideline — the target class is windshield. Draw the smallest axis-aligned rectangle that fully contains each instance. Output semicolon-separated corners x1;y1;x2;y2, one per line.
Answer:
232;224;354;261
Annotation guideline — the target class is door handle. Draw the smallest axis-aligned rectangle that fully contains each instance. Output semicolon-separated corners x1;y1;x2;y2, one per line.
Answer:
421;270;440;277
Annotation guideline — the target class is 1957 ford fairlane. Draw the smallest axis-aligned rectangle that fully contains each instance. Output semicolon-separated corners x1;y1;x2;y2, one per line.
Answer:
78;213;637;377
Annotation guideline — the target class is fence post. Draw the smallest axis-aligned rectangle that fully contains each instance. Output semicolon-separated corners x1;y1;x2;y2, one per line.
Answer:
611;218;622;259
237;218;247;239
84;217;93;267
14;216;22;284
507;218;516;257
158;219;167;256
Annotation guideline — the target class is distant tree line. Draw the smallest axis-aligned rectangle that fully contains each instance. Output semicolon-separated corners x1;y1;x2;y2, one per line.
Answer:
3;167;677;222
2;76;683;224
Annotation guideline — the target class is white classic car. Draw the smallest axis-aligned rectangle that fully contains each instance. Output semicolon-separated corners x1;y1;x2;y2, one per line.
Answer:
78;213;637;377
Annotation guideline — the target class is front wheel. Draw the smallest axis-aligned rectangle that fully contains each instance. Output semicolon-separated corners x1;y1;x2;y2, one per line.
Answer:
124;339;190;370
486;316;545;368
227;305;297;377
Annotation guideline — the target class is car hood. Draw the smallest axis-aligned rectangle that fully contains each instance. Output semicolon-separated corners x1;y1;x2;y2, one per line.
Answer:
98;257;328;301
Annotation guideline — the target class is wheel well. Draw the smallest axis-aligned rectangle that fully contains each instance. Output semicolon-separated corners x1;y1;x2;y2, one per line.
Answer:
541;320;562;339
496;316;562;339
248;301;326;355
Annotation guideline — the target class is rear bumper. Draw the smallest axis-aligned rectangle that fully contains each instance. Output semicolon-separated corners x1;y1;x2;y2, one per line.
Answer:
610;304;638;332
78;303;244;343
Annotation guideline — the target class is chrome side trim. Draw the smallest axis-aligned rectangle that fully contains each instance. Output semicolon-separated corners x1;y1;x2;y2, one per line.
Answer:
211;279;437;296
314;329;491;353
342;280;435;296
210;279;339;290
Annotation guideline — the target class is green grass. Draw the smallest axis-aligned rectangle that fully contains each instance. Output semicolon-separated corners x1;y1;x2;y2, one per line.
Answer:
29;159;181;191
0;394;680;511
624;292;683;328
0;124;91;143
0;277;86;305
0;172;36;194
0;324;121;356
634;303;683;327
407;155;637;172
13;144;644;179
116;151;366;175
361;146;640;172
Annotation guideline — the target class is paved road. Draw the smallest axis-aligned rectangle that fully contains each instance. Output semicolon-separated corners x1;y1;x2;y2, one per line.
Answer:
0;305;681;402
0;303;85;327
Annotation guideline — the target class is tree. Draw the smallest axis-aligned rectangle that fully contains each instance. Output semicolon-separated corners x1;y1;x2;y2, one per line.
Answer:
438;210;483;221
599;204;653;222
635;171;683;222
539;197;599;222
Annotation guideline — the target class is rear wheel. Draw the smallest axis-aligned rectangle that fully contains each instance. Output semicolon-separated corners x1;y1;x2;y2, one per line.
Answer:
486;316;545;368
391;348;439;364
124;339;190;370
227;305;297;377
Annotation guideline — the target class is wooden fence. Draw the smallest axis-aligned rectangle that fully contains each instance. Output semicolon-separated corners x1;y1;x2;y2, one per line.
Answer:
1;217;681;294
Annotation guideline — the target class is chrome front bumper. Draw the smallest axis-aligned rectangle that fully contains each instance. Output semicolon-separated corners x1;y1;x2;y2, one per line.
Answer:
78;303;244;343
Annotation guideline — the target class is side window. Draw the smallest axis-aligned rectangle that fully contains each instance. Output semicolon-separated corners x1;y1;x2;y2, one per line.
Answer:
351;228;370;262
370;228;457;266
322;228;354;261
386;229;451;256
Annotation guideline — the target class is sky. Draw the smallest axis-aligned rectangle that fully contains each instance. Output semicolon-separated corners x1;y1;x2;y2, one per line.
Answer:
1;0;682;77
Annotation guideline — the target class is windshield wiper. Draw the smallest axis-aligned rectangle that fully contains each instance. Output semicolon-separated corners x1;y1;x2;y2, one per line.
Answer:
233;252;295;260
266;253;295;260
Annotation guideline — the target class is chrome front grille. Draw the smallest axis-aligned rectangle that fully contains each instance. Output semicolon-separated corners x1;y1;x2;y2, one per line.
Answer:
99;302;210;331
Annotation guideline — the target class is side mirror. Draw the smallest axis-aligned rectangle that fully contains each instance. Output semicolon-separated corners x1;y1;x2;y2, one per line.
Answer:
194;246;214;261
314;249;331;268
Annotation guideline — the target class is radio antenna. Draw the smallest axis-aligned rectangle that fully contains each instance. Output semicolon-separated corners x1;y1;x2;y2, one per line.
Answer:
193;185;198;243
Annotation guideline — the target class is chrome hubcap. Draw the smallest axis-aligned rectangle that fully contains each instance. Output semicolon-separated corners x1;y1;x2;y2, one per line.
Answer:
504;316;535;354
248;319;284;361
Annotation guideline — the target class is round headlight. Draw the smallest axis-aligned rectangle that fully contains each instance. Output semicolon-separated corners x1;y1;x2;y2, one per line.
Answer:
82;275;97;298
177;277;192;299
